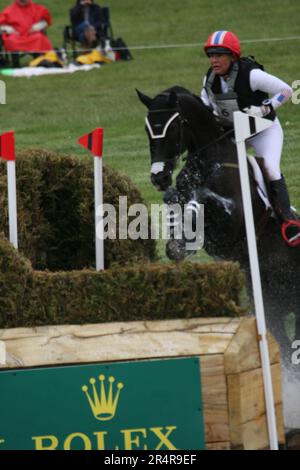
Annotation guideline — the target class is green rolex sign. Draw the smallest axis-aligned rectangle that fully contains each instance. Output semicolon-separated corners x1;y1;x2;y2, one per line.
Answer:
0;357;205;450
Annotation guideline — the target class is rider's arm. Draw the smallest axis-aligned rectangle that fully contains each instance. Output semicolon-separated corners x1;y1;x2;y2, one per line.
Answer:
249;68;293;110
200;76;210;106
200;76;221;118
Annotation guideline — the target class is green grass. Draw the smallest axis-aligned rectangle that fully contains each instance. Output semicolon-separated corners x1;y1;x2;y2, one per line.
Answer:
0;0;299;262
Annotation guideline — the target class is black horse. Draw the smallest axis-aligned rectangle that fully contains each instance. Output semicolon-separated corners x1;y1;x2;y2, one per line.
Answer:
137;85;300;373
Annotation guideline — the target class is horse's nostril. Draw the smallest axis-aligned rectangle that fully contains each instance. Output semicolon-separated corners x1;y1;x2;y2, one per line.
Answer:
151;171;172;191
151;173;160;188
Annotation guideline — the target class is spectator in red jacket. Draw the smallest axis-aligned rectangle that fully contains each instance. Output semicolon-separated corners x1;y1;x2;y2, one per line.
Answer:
0;0;53;54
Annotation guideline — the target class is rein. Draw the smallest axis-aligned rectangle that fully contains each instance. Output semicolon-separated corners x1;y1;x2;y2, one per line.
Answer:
196;128;234;154
183;126;239;172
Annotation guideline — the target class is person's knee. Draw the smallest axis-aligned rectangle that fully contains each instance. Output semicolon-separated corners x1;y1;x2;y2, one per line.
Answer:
75;21;91;43
262;161;281;181
84;26;97;45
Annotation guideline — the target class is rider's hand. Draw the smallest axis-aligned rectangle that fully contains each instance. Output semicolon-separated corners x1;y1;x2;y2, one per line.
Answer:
243;105;265;117
243;103;272;118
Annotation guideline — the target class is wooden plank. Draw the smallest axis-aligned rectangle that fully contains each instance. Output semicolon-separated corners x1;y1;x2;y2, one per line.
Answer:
242;404;285;450
206;442;230;450
201;355;229;444
224;317;280;374
0;341;5;365
0;317;241;339
226;373;242;447
0;318;240;368
238;364;283;423
227;364;285;449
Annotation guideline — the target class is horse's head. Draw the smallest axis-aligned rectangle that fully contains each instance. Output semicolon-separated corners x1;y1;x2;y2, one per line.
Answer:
137;87;191;191
137;86;223;191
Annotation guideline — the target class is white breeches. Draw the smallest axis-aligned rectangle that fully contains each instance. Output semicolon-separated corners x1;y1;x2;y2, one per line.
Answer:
246;117;283;181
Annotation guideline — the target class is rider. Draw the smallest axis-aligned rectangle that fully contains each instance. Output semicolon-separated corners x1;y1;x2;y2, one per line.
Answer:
201;30;300;244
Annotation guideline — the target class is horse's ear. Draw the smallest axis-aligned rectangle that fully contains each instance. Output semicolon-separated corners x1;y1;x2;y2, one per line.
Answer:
169;91;178;108
136;89;153;109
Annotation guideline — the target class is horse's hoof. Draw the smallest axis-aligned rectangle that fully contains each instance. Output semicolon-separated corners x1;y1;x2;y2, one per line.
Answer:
166;240;186;261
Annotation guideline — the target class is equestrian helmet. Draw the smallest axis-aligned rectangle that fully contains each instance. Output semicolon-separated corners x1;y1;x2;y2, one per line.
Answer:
204;31;241;58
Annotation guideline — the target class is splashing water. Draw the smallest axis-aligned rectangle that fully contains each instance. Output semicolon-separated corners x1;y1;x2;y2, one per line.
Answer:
269;311;300;429
283;370;300;429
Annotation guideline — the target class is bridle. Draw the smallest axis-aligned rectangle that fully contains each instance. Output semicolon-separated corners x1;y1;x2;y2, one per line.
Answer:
145;107;189;161
145;109;179;139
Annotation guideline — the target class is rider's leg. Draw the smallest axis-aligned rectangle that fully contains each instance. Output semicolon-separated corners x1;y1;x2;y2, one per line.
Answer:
269;176;296;222
246;118;296;221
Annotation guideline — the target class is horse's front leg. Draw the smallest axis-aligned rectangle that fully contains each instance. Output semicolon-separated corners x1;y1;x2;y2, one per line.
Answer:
163;187;186;261
163;187;204;261
197;187;236;217
196;187;244;244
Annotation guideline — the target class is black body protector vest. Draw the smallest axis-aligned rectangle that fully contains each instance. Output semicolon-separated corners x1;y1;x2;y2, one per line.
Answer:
204;57;276;127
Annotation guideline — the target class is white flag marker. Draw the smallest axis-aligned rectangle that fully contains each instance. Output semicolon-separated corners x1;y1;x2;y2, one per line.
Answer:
78;128;104;271
93;154;104;271
234;111;278;450
0;131;18;249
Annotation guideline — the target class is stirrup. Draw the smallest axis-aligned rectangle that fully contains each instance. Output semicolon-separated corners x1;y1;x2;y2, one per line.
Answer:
281;220;300;247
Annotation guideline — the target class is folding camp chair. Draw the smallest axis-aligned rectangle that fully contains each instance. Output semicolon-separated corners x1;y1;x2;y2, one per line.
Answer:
0;31;50;68
63;6;114;60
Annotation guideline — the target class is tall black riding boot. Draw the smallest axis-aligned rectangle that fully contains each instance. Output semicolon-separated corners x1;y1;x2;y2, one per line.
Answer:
270;176;300;245
269;176;296;222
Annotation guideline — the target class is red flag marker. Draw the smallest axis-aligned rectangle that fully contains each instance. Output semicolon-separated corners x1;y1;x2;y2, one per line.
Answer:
77;128;104;271
78;128;103;157
0;131;16;161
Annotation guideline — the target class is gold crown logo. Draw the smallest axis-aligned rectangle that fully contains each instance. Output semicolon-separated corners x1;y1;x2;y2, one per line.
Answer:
82;374;124;421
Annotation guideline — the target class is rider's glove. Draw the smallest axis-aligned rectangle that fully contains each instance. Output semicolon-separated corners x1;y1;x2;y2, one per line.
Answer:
243;99;273;118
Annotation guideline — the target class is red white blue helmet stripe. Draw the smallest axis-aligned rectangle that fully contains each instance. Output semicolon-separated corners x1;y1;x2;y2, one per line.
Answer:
210;30;229;45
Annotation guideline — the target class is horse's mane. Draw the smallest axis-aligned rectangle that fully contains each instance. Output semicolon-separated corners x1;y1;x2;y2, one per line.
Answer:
158;86;223;136
159;85;191;97
147;86;185;110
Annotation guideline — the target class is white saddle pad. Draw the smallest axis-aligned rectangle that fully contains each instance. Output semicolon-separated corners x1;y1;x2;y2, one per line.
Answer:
247;155;272;210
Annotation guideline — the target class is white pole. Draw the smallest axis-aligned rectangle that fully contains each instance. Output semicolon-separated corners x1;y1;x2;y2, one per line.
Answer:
234;112;278;450
94;156;104;271
6;160;18;249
